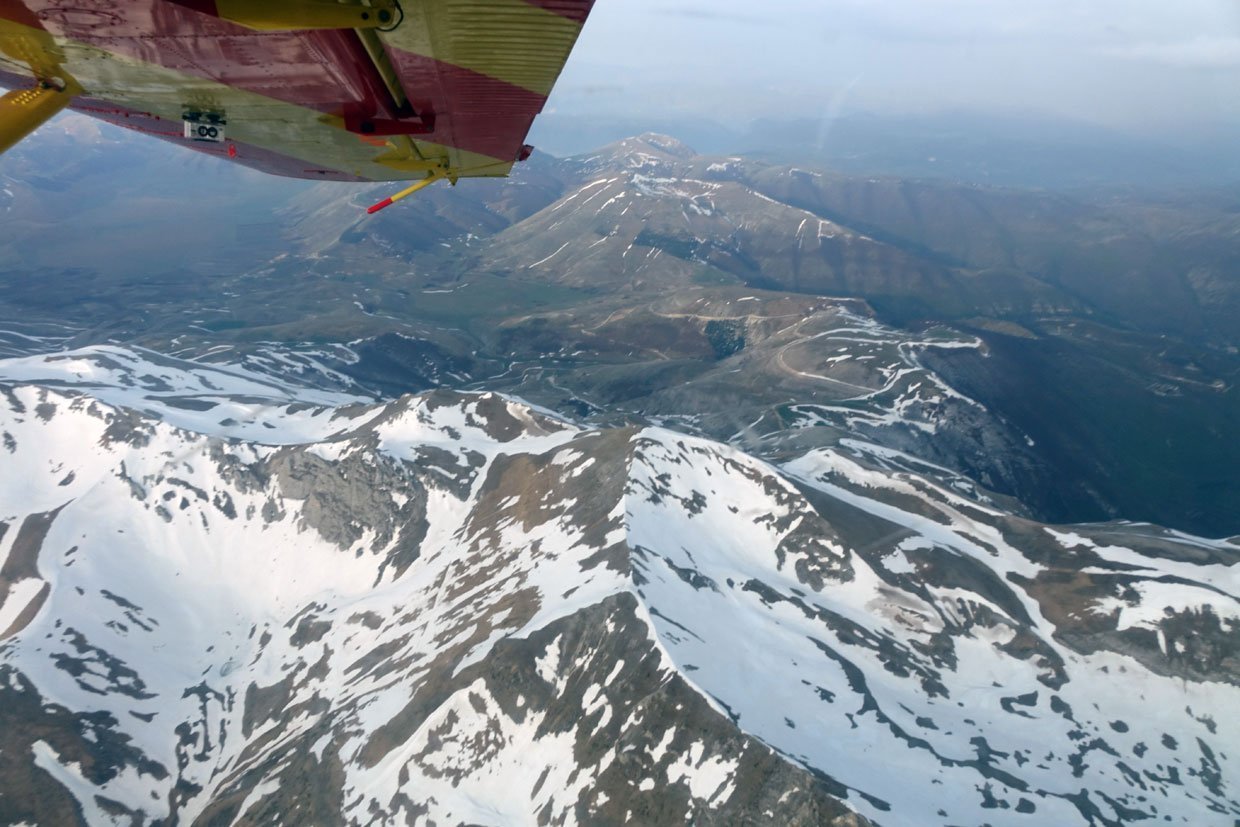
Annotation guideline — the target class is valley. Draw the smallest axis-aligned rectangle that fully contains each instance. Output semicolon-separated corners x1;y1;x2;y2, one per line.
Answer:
4;128;1236;536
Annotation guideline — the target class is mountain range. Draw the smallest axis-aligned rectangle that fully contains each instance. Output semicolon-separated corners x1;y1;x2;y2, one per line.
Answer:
4;126;1236;536
0;347;1236;825
0;119;1237;825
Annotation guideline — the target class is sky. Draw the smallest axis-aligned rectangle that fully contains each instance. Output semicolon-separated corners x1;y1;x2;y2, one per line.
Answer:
548;0;1240;137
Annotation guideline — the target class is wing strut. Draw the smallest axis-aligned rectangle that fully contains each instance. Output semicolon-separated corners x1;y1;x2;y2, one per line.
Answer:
0;79;77;155
366;169;448;214
164;0;400;31
363;157;524;214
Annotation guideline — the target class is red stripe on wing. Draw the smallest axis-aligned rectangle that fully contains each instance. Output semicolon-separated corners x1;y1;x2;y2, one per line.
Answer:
2;0;595;172
382;47;549;161
16;1;402;119
519;0;595;25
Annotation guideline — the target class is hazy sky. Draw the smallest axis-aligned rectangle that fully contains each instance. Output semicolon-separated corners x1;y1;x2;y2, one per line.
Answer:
549;0;1240;135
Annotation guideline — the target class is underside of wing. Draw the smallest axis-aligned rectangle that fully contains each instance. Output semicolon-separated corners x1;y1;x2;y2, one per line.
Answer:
0;0;594;182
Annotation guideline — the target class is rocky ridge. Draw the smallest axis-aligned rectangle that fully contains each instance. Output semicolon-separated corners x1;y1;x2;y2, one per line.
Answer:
0;348;1237;825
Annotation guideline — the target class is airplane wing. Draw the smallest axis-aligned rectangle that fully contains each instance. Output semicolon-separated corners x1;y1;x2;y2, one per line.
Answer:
0;0;593;191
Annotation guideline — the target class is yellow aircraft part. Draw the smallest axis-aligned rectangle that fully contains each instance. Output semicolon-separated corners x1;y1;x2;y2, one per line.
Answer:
367;169;447;213
374;156;443;173
0;21;79;153
0;0;594;207
211;0;399;32
0;15;505;181
0;81;78;155
389;0;584;97
356;28;409;110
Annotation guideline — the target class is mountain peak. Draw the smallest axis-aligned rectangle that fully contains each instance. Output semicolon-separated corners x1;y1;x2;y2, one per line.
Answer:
598;132;698;161
635;132;697;157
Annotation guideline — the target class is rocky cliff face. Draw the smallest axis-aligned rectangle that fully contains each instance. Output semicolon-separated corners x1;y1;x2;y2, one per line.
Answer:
0;348;1236;826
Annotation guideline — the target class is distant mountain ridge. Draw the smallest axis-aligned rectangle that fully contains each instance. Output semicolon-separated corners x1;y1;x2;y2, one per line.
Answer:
2;128;1237;533
6;124;1236;343
529;112;1240;191
275;133;1240;343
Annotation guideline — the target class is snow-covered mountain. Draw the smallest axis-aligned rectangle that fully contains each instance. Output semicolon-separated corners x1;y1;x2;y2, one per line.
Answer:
1;346;1237;826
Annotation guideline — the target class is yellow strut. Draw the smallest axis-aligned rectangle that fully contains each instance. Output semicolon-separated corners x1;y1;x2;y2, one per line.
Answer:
363;159;517;214
0;80;78;156
367;170;448;214
211;0;399;31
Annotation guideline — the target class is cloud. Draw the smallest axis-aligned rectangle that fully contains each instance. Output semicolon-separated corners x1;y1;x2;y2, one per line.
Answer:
562;0;1240;131
653;6;775;26
1103;36;1240;68
817;0;1240;47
